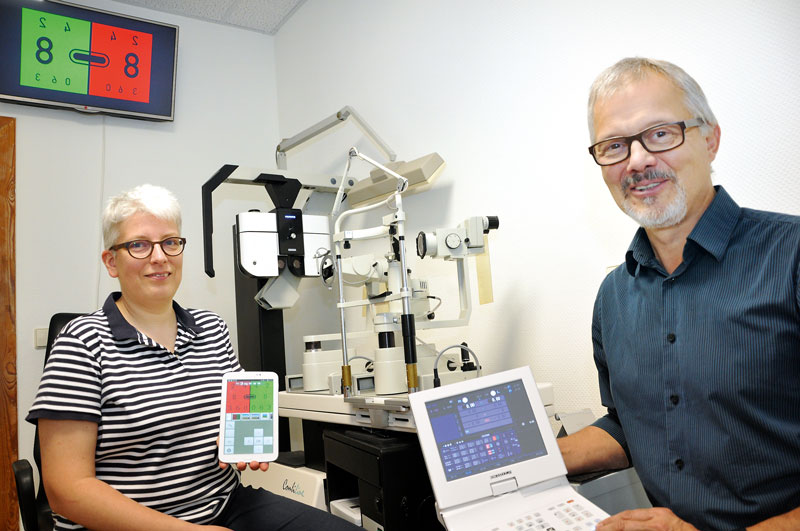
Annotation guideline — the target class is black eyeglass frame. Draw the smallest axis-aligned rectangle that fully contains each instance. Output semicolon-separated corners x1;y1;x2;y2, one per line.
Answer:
109;237;187;259
588;118;706;166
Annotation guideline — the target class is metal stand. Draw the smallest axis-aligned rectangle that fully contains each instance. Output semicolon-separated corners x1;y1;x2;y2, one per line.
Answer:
232;248;290;452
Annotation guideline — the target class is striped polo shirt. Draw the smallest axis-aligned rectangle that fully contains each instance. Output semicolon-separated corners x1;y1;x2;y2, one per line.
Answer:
592;186;800;530
27;292;242;530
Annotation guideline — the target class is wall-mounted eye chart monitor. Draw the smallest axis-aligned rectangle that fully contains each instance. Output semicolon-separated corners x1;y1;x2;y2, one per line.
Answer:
0;0;178;121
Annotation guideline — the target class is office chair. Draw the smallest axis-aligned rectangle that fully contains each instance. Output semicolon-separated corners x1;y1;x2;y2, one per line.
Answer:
13;312;84;531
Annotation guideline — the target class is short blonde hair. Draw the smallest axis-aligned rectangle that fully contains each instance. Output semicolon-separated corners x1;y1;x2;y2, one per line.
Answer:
102;184;182;249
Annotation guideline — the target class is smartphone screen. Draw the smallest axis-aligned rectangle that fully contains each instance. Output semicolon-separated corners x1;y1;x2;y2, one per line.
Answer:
220;372;278;462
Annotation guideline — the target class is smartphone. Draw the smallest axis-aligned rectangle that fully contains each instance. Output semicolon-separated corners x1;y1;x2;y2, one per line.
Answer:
218;371;279;463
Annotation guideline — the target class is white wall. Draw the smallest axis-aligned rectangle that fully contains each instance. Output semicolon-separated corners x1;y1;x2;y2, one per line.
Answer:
8;0;283;473
274;0;800;417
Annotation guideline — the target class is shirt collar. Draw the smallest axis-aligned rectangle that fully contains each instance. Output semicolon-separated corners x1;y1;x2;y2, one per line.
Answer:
625;185;740;276
103;292;204;341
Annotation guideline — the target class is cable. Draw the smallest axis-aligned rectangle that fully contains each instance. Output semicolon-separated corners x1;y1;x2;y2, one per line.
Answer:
348;355;374;364
314;248;334;290
347;355;374;371
414;295;442;319
331;152;354;217
432;344;481;388
342;261;377;285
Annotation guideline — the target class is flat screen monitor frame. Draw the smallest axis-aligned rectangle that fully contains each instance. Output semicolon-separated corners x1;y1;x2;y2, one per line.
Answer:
409;367;568;511
0;0;178;121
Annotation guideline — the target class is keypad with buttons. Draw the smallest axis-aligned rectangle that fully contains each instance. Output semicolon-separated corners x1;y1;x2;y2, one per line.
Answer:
487;499;603;530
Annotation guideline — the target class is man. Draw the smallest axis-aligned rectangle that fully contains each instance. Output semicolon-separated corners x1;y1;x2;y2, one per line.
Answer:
558;58;800;530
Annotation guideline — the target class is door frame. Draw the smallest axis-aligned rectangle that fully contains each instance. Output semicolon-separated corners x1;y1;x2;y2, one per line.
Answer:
1;115;18;531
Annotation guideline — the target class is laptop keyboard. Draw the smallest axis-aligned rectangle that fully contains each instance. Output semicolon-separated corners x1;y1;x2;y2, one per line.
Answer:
488;499;603;530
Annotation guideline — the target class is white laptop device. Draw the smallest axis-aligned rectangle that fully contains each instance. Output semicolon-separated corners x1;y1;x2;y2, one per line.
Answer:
409;366;609;531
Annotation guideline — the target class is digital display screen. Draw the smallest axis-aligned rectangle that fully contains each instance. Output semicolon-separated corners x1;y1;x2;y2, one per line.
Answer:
0;0;177;120
222;378;276;457
425;378;547;481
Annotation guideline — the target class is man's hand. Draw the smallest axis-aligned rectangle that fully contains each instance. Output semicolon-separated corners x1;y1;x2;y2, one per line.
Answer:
597;508;699;531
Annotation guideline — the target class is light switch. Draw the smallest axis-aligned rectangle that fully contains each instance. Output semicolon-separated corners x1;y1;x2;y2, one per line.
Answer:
34;328;49;349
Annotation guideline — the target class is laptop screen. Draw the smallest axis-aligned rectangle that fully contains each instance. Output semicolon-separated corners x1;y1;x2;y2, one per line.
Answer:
425;378;548;481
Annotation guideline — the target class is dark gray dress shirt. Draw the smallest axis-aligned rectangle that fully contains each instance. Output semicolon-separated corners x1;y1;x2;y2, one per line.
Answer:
592;186;800;530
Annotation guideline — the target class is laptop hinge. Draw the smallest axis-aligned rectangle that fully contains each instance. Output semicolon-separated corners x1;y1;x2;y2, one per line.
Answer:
491;477;519;496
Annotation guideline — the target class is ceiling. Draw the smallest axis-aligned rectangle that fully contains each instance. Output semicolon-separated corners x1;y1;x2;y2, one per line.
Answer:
110;0;306;35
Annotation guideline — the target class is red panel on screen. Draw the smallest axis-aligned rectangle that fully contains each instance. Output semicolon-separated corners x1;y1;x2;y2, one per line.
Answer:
225;382;250;414
89;22;152;102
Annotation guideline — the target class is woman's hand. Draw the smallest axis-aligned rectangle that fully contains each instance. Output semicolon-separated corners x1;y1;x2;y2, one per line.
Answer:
216;438;269;472
219;460;270;472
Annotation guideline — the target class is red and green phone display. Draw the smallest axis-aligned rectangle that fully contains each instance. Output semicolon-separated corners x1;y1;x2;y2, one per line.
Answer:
226;380;275;415
20;7;153;103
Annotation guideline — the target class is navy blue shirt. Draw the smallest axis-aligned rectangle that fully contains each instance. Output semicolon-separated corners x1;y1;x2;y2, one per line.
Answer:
592;186;800;530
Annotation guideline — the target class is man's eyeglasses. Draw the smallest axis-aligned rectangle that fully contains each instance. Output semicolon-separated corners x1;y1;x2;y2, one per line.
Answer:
588;118;705;166
109;237;187;259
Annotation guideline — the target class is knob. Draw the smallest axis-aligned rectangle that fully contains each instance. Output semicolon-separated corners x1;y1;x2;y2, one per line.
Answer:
445;233;462;249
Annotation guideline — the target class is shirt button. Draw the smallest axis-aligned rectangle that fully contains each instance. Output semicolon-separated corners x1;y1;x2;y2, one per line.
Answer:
675;459;684;470
670;394;680;405
667;333;676;343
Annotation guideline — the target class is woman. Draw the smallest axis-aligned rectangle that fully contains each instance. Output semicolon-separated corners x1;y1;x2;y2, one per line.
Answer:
27;184;359;530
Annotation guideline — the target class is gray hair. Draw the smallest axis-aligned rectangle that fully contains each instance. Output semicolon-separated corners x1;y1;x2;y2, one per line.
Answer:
587;57;717;143
102;184;182;249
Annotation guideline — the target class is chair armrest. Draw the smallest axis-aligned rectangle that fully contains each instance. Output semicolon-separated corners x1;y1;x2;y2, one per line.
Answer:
13;459;39;531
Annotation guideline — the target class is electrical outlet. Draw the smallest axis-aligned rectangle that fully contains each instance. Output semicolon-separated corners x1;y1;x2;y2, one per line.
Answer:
34;328;48;349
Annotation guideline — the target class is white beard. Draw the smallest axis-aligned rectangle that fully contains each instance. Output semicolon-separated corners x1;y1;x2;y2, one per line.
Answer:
623;180;688;229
